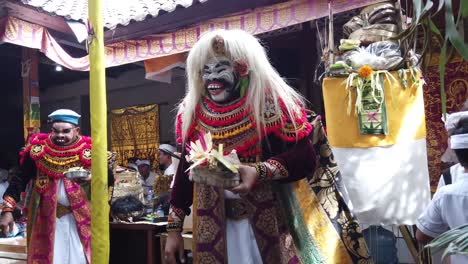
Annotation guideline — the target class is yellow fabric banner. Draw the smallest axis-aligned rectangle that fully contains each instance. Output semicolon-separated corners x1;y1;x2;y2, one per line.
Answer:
322;71;426;148
292;179;353;264
110;104;160;170
89;0;110;263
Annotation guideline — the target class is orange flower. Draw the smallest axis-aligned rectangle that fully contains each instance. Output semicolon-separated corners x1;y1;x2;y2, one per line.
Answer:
358;65;373;79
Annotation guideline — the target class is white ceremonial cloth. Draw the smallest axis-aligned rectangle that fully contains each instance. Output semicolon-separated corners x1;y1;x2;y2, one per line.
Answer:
53;179;87;264
224;190;263;264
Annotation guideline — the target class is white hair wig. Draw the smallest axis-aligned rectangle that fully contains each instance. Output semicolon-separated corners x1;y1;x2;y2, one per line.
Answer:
178;29;305;142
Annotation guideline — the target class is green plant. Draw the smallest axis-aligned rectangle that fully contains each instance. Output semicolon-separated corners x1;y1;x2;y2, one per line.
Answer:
396;0;468;116
425;224;468;262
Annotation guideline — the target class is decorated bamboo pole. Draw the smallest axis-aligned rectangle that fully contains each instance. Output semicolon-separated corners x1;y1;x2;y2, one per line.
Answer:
21;48;41;142
328;0;334;69
88;0;109;263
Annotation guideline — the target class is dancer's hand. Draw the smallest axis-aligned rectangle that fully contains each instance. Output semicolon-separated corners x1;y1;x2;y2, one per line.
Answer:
0;212;14;237
164;231;185;264
230;165;258;194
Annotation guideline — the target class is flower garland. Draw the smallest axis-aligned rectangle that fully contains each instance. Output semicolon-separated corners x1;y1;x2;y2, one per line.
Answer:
344;65;399;116
21;133;92;179
196;98;250;127
344;65;424;116
177;95;312;160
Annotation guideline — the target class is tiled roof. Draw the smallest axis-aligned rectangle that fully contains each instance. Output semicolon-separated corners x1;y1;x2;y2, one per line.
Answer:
20;0;209;29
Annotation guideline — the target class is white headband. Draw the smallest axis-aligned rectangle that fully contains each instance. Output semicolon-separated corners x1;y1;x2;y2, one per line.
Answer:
450;134;468;149
443;111;468;135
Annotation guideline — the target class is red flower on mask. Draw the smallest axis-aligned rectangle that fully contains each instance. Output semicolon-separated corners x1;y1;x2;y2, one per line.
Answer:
234;60;249;77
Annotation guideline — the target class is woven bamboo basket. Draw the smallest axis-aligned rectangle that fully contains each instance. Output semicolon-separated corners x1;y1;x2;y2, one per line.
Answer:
111;170;145;204
189;152;241;188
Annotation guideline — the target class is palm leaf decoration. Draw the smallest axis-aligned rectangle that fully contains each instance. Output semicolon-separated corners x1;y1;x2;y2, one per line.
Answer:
395;0;468;116
425;224;468;262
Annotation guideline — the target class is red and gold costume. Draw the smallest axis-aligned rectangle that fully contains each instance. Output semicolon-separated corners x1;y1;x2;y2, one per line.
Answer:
169;29;371;264
4;134;92;263
171;95;312;263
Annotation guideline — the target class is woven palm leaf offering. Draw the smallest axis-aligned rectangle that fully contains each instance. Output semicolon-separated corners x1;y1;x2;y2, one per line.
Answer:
111;169;145;204
186;132;240;188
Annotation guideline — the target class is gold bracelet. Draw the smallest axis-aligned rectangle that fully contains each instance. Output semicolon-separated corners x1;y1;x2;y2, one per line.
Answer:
255;162;268;182
166;222;183;232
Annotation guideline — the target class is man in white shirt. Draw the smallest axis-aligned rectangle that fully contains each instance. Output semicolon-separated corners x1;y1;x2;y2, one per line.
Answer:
416;117;468;264
155;144;180;214
126;157;139;172
137;159;157;195
158;144;180;187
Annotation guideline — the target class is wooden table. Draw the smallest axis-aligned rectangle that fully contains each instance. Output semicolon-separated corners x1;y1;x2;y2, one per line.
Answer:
110;221;167;264
0;237;27;263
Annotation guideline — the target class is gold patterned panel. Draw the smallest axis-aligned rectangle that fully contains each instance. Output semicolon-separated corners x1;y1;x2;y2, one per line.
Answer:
174;31;187;51
148;38;163;55
110;104;160;170
259;12;275;31
243;12;258;33
161;36;174;54
423;56;468;188
125;41;137;61
184;28;199;48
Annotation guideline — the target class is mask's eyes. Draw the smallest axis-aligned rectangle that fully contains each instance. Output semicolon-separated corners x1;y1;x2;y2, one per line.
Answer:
214;61;231;74
52;128;73;134
203;65;212;74
217;61;231;67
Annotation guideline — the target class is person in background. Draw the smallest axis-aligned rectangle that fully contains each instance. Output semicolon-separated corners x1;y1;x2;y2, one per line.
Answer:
126;157;139;172
416;116;468;264
158;144;180;187
154;144;180;214
438;110;468;188
137;159;157;195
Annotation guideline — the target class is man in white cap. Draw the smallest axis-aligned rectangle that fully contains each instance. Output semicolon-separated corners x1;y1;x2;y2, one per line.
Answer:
0;109;95;264
126;157;139;172
153;144;180;215
137;159;158;195
438;108;468;188
158;144;180;187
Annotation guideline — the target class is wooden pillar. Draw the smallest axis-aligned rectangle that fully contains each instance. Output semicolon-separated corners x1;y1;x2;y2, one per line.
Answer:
299;22;324;115
21;48;40;142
